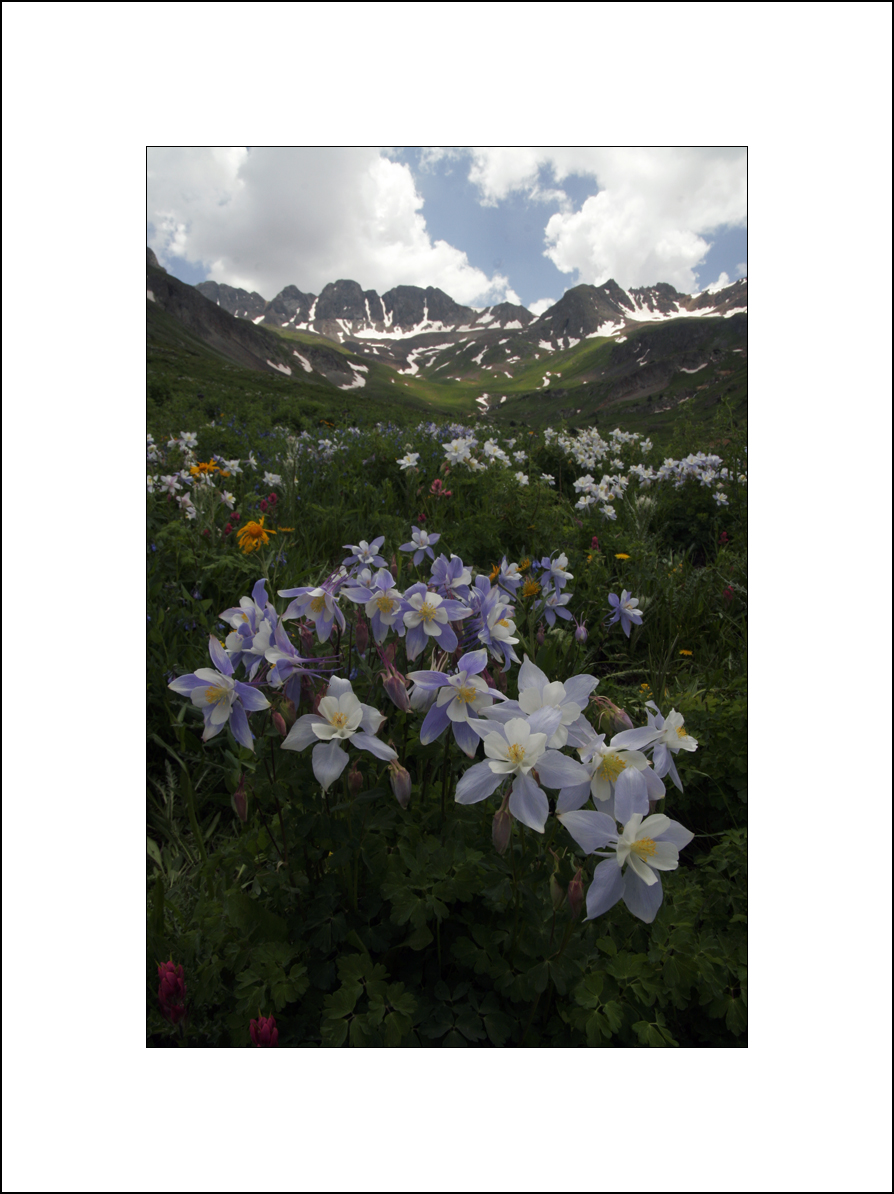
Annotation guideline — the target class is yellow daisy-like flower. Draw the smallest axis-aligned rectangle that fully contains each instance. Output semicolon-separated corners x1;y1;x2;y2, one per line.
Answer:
236;517;276;554
521;579;541;599
190;461;220;477
615;553;630;560
679;649;693;656
518;557;531;573
640;683;652;694
489;563;500;582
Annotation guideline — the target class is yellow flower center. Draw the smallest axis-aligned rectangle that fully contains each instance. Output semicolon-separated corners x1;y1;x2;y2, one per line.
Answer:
675;724;689;738
507;743;526;766
310;596;326;614
419;601;437;623
498;618;510;628
330;711;348;729
204;685;228;704
631;837;657;859
599;752;626;782
522;579;541;598
375;595;395;615
456;684;477;704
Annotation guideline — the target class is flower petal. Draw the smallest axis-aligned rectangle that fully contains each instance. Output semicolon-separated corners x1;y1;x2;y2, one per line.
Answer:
621;869;664;923
508;773;550;833
455;762;504;805
349;732;397;762
557;810;617;853
312;739;349;792
585;858;624;919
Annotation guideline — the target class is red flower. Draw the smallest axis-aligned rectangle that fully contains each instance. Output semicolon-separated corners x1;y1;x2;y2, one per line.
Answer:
250;1014;279;1047
268;493;278;505
259;499;268;512
158;961;187;1025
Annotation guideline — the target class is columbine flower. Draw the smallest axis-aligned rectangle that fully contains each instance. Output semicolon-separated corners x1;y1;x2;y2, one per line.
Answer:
560;812;694;924
400;583;469;661
263;471;283;487
556;720;665;823
515;472;529;486
236;517;276;554
643;703;698;791
408;648;506;757
220;490;236;509
399;526;441;565
343;537;387;570
606;590;643;638
455;709;588;833
397;452;420;470
480;655;597;750
281;676;397;792
343;567;402;644
280;581;347;644
168;635;270;750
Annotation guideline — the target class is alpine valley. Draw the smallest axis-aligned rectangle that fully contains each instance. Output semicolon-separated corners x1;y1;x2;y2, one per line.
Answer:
147;247;747;439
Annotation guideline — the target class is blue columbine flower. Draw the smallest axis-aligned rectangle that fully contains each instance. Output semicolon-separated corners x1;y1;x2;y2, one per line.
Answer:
606;590;643;638
168;635;270;751
399;526;441;565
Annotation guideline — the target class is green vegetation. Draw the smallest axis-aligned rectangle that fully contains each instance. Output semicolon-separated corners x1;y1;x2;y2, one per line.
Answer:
148;404;747;1048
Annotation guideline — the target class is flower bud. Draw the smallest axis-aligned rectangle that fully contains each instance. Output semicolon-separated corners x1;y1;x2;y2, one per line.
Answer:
492;804;512;855
549;874;566;911
590;536;600;551
567;867;585;919
355;617;369;656
536;624;545;646
574;619;588;643
348;762;364;796
280;697;297;727
158;960;187;1024
382;672;411;713
592;695;634;734
250;1014;279;1047
231;773;248;822
387;759;412;809
272;712;287;737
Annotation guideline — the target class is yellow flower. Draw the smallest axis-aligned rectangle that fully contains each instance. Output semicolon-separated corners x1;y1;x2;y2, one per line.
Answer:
236;517;276;554
522;579;541;599
518;557;531;573
489;563;500;582
615;553;630;560
679;649;693;656
190;461;220;477
640;683;652;694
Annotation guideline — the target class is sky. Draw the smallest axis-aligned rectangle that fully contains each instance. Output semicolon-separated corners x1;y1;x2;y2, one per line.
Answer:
147;146;747;313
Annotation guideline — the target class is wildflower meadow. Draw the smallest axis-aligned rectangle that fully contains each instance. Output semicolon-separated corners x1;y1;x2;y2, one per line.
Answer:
148;411;747;1047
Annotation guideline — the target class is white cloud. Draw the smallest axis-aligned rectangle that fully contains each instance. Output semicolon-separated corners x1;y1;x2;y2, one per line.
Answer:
701;271;732;293
147;147;515;306
737;261;748;276
528;297;557;316
456;147;746;294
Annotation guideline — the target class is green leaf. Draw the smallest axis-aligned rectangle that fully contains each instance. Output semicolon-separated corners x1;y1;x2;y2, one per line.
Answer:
147;837;163;871
325;984;362;1019
596;936;617;956
404;925;434;951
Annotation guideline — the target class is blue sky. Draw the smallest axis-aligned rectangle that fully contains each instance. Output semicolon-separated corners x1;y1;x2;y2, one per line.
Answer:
148;147;747;312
